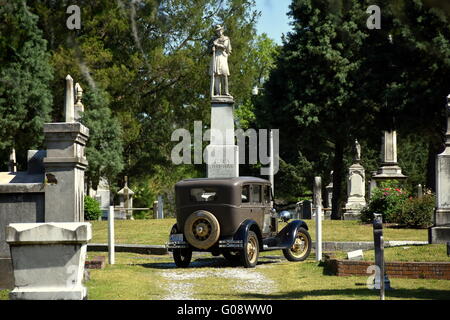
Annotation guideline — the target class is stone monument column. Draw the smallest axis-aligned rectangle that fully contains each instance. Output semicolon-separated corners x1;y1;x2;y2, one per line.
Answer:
429;94;450;243
344;140;367;220
43;75;89;222
373;130;407;182
206;25;238;178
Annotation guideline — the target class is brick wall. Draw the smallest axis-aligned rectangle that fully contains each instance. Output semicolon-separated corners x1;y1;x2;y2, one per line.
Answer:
325;259;450;280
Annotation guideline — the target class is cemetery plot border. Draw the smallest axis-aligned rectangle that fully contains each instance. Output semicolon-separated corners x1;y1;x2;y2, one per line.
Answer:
324;258;450;280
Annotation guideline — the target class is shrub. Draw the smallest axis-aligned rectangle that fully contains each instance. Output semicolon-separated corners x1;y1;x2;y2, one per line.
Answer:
396;194;435;228
360;181;408;223
84;196;102;221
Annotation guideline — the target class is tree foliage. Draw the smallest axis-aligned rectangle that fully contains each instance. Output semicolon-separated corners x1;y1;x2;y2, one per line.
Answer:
0;0;53;168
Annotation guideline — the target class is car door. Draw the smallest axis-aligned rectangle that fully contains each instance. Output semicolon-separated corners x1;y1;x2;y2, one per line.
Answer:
250;184;265;234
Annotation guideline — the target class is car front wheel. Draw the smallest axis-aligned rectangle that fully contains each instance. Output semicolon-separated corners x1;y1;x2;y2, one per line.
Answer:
173;248;192;267
282;227;311;262
241;231;259;268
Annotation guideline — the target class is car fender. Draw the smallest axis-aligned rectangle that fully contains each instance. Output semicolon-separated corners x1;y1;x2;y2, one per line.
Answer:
233;219;262;248
276;220;308;248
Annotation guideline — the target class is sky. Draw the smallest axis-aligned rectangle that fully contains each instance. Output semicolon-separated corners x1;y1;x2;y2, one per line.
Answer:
254;0;293;44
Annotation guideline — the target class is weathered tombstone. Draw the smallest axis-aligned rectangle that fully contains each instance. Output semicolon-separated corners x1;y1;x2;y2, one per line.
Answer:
8;148;17;172
117;177;134;220
373;213;391;296
368;171;378;199
302;200;312;219
325;171;333;209
430;94;450;243
344;140;367;220
206;24;239;178
6;223;91;300
157;195;164;219
417;184;423;199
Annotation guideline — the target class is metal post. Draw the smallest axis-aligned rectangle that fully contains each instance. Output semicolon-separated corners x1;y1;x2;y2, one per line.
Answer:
380;235;385;300
108;206;115;264
314;177;322;262
373;213;391;296
269;130;274;196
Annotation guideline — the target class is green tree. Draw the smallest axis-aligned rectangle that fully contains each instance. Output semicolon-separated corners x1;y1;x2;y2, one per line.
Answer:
259;0;383;217
28;0;260;201
81;88;124;191
0;0;53;169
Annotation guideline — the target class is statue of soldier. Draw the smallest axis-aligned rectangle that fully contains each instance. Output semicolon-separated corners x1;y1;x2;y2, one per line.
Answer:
210;24;232;97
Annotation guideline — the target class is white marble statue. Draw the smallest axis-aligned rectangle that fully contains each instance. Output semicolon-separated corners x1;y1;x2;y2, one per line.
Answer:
210;25;231;97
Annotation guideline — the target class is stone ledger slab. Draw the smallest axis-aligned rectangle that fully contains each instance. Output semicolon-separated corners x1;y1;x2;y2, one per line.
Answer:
6;223;91;300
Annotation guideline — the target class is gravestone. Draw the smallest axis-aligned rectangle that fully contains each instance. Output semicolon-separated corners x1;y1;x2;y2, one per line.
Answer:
302;200;312;219
325;171;333;209
430;94;450;243
117;176;134;220
344;140;366;220
1;75;91;298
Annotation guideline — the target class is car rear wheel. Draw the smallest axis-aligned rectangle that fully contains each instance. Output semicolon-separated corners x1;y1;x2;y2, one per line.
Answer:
282;227;311;262
184;210;220;250
241;231;259;268
173;248;192;267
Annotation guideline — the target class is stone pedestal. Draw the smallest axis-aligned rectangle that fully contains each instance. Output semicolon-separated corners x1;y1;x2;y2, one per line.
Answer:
6;223;92;300
43;123;89;222
344;163;366;220
373;130;407;181
206;96;239;178
430;98;450;243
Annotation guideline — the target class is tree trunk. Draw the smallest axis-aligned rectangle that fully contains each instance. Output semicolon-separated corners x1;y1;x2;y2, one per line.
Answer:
331;140;344;220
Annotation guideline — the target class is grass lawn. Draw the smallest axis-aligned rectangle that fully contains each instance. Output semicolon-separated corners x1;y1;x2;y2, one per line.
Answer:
90;218;428;245
83;252;450;300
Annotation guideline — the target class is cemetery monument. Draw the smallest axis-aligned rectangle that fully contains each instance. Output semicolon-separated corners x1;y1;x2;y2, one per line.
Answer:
206;24;239;178
344;139;366;220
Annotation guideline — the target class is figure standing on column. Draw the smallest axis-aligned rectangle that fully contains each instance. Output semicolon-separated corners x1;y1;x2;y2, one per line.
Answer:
210;24;232;97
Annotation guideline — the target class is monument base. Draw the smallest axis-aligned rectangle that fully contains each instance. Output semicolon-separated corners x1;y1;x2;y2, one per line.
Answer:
0;258;14;289
9;286;87;300
373;164;407;180
343;210;362;221
6;223;91;300
206;145;239;178
429;226;450;244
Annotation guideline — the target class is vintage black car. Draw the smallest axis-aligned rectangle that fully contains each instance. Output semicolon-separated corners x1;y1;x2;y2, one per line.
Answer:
167;177;312;268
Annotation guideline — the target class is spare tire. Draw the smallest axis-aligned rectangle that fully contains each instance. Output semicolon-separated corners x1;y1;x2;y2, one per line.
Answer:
184;210;220;250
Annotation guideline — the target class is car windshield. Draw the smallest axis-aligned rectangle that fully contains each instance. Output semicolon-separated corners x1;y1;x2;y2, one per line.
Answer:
190;188;218;202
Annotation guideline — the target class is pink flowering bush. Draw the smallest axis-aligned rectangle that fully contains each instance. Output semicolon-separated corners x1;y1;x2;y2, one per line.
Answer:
360;181;409;223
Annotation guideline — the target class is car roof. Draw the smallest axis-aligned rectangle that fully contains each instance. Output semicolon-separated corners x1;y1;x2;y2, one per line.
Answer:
176;176;270;188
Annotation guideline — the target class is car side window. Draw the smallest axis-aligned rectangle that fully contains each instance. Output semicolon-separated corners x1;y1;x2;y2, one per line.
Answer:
262;185;271;203
241;185;250;203
251;185;262;203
